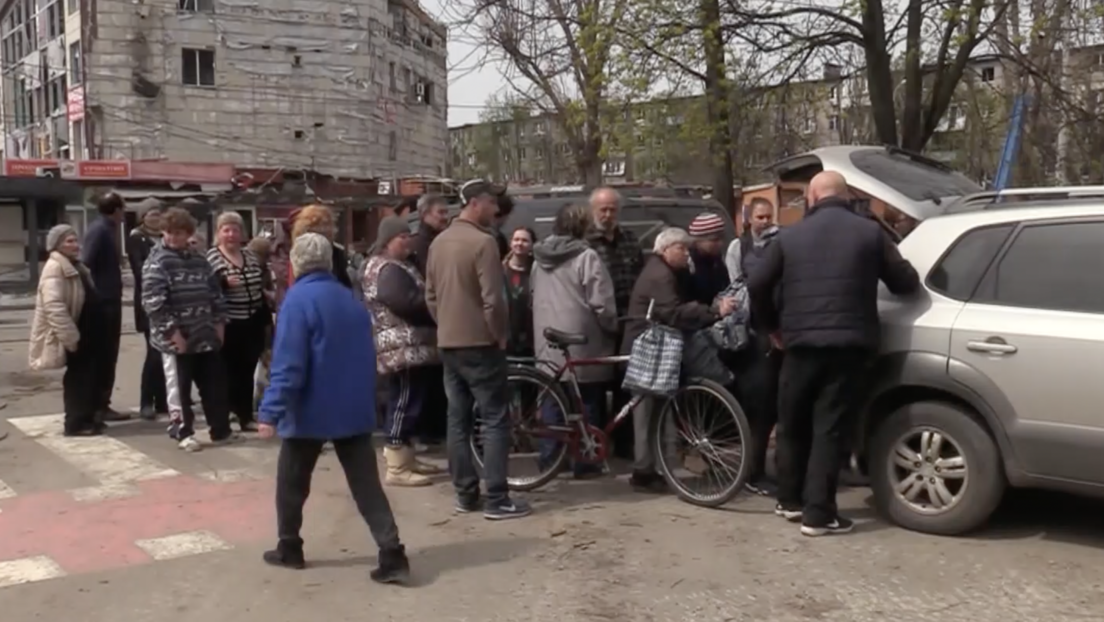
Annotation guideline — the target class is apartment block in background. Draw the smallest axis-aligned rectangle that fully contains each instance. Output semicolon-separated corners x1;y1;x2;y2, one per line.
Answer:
0;0;449;179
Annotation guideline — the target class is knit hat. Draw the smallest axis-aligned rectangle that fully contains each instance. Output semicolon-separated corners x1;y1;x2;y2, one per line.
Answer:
372;216;411;253
688;212;725;237
290;233;333;278
216;211;244;230
134;198;165;220
46;224;76;252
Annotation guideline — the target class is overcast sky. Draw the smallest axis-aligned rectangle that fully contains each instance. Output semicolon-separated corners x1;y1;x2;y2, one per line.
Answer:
422;0;503;128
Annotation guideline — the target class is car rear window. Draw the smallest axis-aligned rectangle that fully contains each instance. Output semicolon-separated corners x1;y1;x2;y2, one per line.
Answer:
927;224;1015;300
850;150;982;204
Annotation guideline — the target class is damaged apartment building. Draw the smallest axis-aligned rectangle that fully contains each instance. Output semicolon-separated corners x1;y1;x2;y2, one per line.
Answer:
0;0;449;179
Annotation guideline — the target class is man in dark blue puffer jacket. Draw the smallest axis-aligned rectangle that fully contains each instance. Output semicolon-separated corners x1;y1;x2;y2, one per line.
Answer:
749;171;919;538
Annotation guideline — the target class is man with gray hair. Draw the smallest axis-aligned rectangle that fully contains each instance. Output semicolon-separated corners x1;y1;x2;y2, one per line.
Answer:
259;232;410;583
127;198;168;420
586;186;645;460
410;193;450;277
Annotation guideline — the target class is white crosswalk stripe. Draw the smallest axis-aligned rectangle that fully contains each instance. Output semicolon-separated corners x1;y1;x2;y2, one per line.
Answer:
7;414;179;486
0;413;284;497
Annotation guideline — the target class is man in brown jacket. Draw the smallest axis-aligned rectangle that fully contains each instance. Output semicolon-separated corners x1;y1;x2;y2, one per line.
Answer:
425;180;531;521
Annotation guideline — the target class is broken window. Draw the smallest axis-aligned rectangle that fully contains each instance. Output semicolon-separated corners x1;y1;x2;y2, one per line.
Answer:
388;131;397;161
178;0;214;12
68;40;81;84
182;48;215;86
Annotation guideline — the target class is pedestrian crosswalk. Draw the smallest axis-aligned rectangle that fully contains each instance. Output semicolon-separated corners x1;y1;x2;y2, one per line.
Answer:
0;411;281;588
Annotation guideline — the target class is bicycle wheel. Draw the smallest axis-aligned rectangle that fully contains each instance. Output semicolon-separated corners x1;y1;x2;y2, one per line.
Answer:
652;377;752;508
471;364;573;491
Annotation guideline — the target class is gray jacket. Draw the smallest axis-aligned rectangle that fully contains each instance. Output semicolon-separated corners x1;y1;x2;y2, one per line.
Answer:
531;235;617;384
141;242;228;354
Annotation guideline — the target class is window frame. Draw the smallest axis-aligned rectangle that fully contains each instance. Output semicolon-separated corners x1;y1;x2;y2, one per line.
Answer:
970;217;1104;315
925;222;1017;301
181;47;216;87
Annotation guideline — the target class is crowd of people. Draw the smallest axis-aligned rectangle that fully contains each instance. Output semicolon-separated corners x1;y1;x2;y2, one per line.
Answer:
24;170;920;582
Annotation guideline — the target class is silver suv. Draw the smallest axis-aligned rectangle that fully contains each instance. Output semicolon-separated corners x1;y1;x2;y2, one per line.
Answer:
861;192;1104;535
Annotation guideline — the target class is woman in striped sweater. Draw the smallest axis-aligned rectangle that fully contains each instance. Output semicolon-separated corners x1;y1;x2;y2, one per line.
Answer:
207;211;271;432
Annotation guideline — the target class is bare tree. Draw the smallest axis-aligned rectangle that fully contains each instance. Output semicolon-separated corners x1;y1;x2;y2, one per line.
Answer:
457;0;644;185
725;0;1010;152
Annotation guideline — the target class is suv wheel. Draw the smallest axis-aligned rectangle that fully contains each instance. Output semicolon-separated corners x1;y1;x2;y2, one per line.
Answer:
869;401;1005;536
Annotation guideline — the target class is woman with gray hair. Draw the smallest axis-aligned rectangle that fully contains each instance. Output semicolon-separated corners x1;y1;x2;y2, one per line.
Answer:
258;232;411;583
620;227;737;492
208;211;270;432
29;224;106;436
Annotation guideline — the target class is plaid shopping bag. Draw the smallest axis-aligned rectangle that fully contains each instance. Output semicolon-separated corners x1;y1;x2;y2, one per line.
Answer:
622;324;684;396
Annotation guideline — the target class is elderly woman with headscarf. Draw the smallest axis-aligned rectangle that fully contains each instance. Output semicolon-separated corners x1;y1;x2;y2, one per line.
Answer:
621;227;738;493
258;233;410;584
126;199;169;420
29;224;106;436
207;211;271;432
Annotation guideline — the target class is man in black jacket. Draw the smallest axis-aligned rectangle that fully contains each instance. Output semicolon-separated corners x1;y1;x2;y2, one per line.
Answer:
410;194;450;278
126;199;169;420
81;192;128;422
748;171;920;537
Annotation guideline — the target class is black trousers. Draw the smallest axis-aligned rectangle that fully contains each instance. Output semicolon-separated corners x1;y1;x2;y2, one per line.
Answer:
63;340;103;432
276;434;401;551
415;364;447;442
221;310;269;424
165;351;233;440
140;329;168;412
728;334;783;483
776;347;868;527
98;299;123;411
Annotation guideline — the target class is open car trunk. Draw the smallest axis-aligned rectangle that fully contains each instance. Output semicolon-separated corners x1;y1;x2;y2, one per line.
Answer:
764;145;983;240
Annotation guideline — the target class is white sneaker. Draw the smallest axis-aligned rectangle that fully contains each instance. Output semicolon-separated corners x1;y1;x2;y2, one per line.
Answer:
178;436;203;452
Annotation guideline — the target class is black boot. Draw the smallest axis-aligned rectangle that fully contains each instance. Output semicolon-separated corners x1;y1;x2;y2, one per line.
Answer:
262;540;306;569
629;471;668;494
370;545;410;585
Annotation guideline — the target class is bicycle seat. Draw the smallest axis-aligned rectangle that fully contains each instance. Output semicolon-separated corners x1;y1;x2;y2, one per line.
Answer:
543;327;588;347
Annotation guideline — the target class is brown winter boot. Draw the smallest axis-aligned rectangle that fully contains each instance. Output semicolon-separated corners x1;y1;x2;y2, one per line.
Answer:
384;445;431;487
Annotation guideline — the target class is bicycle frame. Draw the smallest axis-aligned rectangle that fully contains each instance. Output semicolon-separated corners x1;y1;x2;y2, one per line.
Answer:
523;349;642;449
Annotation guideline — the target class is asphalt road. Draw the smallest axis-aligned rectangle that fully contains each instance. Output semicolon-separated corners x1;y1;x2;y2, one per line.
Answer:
2;314;1104;622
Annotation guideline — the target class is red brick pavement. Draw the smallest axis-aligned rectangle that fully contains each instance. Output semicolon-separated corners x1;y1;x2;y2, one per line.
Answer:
0;476;274;574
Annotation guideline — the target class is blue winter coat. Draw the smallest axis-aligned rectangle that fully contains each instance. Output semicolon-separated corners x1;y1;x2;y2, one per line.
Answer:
258;271;377;439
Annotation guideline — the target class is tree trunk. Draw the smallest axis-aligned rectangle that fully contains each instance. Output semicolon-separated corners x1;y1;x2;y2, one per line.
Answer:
701;0;735;214
861;0;899;145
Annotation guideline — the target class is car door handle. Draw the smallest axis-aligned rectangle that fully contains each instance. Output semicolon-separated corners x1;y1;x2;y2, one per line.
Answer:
966;340;1018;355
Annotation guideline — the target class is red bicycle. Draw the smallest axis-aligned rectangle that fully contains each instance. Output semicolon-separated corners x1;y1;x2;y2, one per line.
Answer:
472;321;753;508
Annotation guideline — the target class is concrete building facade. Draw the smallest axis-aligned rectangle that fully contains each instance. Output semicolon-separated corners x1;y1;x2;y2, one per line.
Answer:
0;0;448;179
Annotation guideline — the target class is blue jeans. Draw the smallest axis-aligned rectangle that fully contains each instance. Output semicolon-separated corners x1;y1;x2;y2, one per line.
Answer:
440;347;511;505
539;383;605;475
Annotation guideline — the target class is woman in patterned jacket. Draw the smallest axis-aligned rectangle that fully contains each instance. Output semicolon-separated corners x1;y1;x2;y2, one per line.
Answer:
361;216;442;487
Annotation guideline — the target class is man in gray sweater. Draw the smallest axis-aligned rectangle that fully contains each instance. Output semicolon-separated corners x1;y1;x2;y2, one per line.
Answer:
142;207;239;452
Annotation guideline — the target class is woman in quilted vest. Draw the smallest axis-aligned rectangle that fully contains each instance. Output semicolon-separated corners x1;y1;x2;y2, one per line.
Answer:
28;224;106;436
362;216;442;486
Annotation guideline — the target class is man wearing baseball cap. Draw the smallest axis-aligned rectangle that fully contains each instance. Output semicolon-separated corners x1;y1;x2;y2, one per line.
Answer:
426;179;531;520
460;179;513;258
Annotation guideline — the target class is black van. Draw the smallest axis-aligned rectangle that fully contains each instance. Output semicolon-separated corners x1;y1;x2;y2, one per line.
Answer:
409;185;736;250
